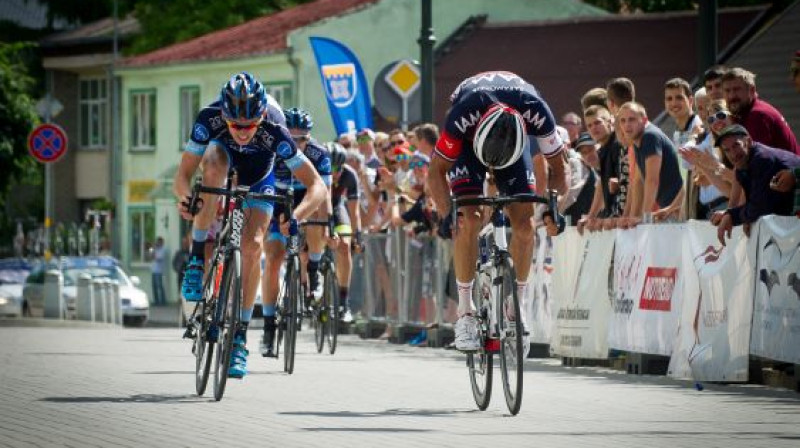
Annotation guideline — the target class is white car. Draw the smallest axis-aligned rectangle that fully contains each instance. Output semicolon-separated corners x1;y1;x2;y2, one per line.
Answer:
23;256;150;326
0;259;35;317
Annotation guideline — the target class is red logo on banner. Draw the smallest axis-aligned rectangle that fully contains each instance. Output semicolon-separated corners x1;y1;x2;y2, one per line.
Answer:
639;267;677;311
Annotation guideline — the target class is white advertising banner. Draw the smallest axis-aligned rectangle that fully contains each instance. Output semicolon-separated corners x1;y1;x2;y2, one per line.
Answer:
548;227;584;356
553;229;615;358
525;228;556;344
609;225;685;355
749;216;800;364
668;221;755;382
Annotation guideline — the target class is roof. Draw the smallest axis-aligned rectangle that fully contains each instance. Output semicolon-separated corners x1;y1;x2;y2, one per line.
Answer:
434;7;768;127
119;0;377;68
40;15;140;47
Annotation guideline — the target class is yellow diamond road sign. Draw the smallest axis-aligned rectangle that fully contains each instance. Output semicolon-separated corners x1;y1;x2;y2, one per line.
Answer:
385;60;420;99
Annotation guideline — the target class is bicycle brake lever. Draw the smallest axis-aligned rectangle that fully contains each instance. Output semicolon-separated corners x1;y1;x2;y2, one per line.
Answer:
547;190;566;235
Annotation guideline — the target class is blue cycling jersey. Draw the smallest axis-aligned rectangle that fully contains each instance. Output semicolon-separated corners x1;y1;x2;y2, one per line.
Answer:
436;71;563;161
273;137;332;190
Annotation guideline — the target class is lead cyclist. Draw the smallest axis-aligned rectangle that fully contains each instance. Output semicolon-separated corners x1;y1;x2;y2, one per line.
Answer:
174;72;326;378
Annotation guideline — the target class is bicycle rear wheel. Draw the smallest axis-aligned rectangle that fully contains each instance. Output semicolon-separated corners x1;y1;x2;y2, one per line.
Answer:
468;271;493;410
194;258;222;396
313;283;325;354
324;265;339;355
283;255;300;374
213;250;241;401
496;256;523;415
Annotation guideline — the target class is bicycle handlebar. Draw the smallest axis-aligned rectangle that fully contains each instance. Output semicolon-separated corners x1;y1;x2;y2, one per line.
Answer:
450;191;566;234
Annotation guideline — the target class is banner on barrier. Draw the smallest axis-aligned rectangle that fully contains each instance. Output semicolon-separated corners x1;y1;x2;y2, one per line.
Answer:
750;216;800;364
526;228;556;344
553;229;615;358
668;221;754;382
609;225;685;355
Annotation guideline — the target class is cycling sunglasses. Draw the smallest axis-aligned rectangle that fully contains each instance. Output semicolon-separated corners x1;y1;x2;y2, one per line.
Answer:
292;134;310;143
225;118;261;131
706;110;730;125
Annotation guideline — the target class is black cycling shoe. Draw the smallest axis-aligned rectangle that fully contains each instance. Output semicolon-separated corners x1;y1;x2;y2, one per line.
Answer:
260;327;277;358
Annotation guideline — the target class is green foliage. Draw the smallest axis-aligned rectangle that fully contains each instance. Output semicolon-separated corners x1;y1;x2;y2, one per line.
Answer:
127;0;314;55
583;0;790;13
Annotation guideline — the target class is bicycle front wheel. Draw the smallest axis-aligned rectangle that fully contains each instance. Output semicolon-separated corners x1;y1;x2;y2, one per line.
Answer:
324;266;339;355
213;250;241;401
283;255;300;374
496;256;523;415
313;283;325;354
468;269;493;410
194;299;214;396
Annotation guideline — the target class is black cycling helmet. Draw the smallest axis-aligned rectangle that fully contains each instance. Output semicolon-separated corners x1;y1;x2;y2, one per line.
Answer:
220;72;267;120
472;104;526;169
324;141;347;170
283;107;314;132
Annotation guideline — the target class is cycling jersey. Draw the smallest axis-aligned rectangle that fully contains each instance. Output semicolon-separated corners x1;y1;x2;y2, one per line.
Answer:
331;164;360;208
184;100;308;213
435;71;563;161
273;137;332;191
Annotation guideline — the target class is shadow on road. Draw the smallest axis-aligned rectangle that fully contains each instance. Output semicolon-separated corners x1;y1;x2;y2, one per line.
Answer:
282;408;479;418
40;394;205;404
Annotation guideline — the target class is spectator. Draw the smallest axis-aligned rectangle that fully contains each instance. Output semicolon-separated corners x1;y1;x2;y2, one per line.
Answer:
149;237;167;306
713;125;800;245
721;67;799;154
703;65;728;101
580;105;624;231
413;123;439;158
338;132;354;150
665;77;704;147
561;133;598;225
617;102;685;224
684;91;729;218
172;233;191;294
581;87;608;111
606;78;636;219
561;112;583;146
357;128;383;169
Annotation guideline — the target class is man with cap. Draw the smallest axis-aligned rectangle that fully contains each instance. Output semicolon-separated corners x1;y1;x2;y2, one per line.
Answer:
357;128;382;169
712;124;800;245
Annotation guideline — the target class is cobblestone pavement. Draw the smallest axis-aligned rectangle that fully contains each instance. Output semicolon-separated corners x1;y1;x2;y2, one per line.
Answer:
1;324;799;448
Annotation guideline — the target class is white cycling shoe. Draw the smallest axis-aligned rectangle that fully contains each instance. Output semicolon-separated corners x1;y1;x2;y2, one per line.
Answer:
454;315;481;352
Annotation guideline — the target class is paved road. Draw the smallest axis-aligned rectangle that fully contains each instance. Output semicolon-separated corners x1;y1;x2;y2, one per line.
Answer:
1;324;799;448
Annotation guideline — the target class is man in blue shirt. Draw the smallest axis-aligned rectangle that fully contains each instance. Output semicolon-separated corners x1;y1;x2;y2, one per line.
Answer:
713;124;800;245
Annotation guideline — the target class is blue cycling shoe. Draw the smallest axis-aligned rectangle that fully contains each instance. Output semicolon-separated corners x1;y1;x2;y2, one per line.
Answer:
181;257;204;302
228;338;248;379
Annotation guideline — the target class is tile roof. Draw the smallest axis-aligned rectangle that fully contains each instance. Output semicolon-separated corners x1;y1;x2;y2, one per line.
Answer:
119;0;377;68
40;15;140;46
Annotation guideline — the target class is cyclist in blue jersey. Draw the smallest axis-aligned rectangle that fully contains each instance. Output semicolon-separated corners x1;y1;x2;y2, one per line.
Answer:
428;71;568;352
174;72;326;377
325;142;363;323
260;108;332;357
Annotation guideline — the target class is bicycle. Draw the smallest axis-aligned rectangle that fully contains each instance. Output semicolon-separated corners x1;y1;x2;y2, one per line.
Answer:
184;171;291;400
300;220;345;355
273;191;303;375
451;191;562;415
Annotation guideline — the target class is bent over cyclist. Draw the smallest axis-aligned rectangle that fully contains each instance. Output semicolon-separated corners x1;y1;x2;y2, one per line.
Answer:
174;72;326;377
260;107;332;357
326;142;363;323
428;71;568;351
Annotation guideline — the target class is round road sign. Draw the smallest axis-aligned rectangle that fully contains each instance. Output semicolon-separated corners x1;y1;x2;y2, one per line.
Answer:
28;123;68;163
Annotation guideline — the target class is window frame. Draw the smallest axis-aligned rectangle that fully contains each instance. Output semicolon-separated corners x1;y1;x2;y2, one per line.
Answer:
265;81;293;108
129;89;157;152
178;85;201;151
128;207;155;265
79;77;109;150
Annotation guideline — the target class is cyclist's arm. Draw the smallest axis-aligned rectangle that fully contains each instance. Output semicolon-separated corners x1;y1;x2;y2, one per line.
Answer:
173;151;202;201
292;159;327;221
545;147;569;195
429;153;454;217
347;199;361;234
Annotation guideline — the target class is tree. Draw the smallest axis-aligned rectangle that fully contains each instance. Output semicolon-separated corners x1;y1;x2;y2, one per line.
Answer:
127;0;314;55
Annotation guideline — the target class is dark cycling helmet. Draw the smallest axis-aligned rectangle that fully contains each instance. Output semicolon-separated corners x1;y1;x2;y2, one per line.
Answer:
220;72;267;120
284;107;314;132
324;141;347;170
472;103;526;170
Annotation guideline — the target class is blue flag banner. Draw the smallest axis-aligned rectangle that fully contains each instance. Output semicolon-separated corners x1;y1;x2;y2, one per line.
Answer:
309;36;373;136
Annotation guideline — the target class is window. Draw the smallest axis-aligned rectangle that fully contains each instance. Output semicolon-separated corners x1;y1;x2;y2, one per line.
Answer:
130;90;156;150
179;86;200;150
265;82;293;108
80;78;108;149
129;208;155;263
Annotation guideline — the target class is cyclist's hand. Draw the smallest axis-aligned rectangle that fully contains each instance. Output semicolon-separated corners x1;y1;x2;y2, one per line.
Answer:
178;195;203;221
437;213;454;240
352;231;364;253
279;216;292;235
542;210;565;237
327;233;340;249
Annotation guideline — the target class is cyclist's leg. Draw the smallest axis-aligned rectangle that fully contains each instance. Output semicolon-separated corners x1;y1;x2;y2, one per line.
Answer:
261;232;285;357
448;149;487;351
305;209;326;303
494;149;536;331
183;145;228;301
332;203;353;315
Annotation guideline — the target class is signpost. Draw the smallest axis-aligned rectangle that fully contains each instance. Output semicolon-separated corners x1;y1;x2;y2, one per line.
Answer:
28;117;68;260
384;60;421;131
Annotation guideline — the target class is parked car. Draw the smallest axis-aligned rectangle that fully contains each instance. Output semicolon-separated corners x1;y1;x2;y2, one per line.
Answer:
0;258;37;317
23;256;150;326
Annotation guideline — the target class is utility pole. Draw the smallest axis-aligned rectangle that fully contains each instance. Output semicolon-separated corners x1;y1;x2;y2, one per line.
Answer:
697;0;718;79
419;0;435;123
